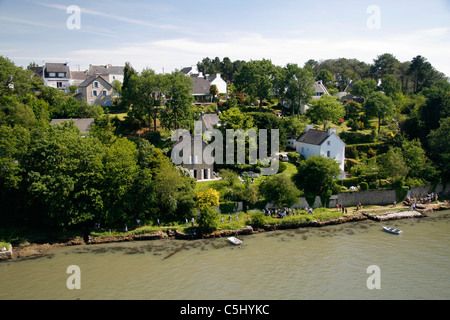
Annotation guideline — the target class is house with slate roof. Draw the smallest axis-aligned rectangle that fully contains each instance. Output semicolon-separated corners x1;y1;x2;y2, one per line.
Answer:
296;125;346;177
88;64;124;83
28;62;71;92
172;134;215;181
74;75;113;107
198;112;221;140
50;118;95;134
181;65;227;100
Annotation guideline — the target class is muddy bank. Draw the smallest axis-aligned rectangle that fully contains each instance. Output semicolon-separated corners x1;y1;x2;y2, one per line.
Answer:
7;204;449;260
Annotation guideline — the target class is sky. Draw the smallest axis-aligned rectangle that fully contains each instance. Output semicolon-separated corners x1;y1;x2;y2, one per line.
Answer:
1;0;450;76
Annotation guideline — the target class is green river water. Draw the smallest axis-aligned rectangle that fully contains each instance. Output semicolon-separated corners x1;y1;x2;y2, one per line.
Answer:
1;211;449;300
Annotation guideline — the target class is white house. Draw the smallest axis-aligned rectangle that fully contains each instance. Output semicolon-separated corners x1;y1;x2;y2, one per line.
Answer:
29;63;71;92
181;66;227;95
207;73;227;94
296;125;346;178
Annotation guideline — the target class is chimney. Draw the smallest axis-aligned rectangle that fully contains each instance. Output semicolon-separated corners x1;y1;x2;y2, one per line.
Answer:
328;128;337;136
305;125;314;132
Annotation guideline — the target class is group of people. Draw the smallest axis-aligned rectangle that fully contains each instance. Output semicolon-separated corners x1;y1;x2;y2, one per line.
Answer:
406;193;439;209
263;207;313;218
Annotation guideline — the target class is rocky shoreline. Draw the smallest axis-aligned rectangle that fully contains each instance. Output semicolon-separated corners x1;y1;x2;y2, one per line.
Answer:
5;203;449;260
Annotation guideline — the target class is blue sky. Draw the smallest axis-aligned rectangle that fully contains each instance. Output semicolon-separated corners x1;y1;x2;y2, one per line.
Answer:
1;0;450;76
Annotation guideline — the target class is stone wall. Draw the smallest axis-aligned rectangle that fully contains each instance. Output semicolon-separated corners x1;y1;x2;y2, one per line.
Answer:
264;183;449;209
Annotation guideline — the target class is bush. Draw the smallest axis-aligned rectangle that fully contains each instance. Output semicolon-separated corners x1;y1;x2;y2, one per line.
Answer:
360;181;369;190
219;201;238;214
250;211;266;226
198;207;219;232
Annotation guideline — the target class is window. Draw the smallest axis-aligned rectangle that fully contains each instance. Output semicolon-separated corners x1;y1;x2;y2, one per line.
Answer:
93;81;99;88
92;90;98;97
89;100;94;105
327;151;331;157
57;72;65;78
49;72;56;77
102;90;107;96
57;81;63;88
327;141;331;145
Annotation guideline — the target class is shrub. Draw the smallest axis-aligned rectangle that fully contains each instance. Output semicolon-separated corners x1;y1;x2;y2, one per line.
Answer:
250;211;266;226
219;201;238;214
360;181;369;190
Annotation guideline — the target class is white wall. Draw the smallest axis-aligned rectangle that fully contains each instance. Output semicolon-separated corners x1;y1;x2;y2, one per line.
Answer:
210;73;227;94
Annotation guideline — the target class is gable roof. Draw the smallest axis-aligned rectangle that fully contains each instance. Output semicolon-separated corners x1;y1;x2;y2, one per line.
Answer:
191;76;210;94
201;113;220;130
313;81;330;95
88;65;124;75
78;75;112;89
50;118;95;134
45;63;70;73
297;129;330;145
70;70;88;81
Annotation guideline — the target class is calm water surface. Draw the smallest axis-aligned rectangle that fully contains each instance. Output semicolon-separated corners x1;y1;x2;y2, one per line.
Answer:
1;211;449;300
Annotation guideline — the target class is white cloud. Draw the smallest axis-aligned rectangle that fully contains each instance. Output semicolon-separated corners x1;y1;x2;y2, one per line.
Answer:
66;28;450;77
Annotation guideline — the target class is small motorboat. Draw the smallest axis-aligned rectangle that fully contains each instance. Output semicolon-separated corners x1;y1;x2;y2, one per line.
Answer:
228;236;243;245
382;226;402;235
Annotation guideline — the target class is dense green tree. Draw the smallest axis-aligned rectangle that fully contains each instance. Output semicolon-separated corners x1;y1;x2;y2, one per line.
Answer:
364;91;395;134
160;71;194;130
277;63;315;116
370;53;400;80
427;117;450;181
350;78;377;99
259;174;301;208
294;155;341;199
307;95;345;130
234;59;276;109
407;55;445;93
379;74;402;98
377;147;409;182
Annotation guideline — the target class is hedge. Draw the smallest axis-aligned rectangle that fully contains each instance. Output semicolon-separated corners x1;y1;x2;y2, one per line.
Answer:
219;201;238;214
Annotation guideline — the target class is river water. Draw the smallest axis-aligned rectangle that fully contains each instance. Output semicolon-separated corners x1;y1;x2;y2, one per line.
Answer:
1;211;449;300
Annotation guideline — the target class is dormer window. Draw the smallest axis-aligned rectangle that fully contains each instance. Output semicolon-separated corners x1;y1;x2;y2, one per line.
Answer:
49;72;56;77
57;72;65;78
93;81;99;88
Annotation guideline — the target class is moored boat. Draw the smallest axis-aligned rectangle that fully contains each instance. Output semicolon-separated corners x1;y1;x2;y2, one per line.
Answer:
382;226;403;235
228;236;243;245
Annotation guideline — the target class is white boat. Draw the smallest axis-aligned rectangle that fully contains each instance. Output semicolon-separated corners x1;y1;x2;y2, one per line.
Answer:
382;226;402;235
228;236;243;245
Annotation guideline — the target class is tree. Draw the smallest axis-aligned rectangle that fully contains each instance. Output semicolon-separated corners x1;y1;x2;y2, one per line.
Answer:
210;84;218;102
377;148;409;182
24;124;106;233
160;71;194;130
195;188;220;210
370;53;400;80
219;107;254;130
407;55;445;93
350;78;377;99
427;117;450;181
379;74;402;98
307;95;345;130
278;63;315;116
316;69;335;88
294;155;341;200
121;61;137;108
234;59;275;109
259;174;300;208
363;91;395;134
197;206;219;233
